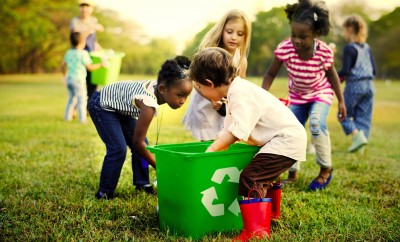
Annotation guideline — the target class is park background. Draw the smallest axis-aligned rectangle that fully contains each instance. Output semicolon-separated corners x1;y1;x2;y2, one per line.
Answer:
1;0;399;241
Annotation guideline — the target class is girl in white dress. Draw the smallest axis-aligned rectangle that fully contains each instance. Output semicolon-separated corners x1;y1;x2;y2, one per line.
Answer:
182;9;251;141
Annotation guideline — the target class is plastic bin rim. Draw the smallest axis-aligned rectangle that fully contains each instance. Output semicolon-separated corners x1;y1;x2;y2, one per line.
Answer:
146;141;259;157
90;51;126;58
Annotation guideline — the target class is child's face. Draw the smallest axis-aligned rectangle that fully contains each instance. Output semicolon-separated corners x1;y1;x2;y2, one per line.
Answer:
194;81;224;103
222;19;245;55
342;27;352;42
161;78;192;109
79;4;94;18
290;21;316;54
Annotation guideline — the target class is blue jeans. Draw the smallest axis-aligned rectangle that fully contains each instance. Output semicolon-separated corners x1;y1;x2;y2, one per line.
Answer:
87;91;150;194
65;80;87;123
289;102;332;171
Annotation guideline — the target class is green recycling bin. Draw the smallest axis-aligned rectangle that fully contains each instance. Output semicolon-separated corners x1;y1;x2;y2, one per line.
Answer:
90;49;125;85
147;141;260;239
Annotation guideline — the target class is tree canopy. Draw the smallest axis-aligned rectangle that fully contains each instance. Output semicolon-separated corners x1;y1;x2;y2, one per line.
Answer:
0;0;399;79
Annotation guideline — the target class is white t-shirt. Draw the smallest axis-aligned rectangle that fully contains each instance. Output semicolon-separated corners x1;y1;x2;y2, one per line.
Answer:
182;49;241;141
222;77;307;161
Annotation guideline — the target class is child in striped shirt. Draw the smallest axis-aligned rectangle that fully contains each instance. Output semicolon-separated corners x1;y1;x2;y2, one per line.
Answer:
262;0;346;191
88;56;193;199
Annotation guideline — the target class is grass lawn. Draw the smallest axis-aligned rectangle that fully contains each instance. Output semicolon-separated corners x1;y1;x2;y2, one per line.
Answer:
0;74;399;241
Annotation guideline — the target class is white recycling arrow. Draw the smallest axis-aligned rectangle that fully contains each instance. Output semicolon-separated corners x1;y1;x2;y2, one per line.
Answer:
200;187;224;216
228;198;240;216
211;167;241;184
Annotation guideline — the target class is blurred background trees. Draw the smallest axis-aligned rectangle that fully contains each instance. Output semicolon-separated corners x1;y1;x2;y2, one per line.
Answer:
0;0;399;79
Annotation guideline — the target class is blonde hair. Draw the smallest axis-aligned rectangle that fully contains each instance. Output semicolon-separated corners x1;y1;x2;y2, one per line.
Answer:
198;9;251;71
343;15;368;43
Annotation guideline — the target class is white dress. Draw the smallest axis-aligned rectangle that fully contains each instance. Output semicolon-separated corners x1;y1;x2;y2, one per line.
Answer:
182;49;241;141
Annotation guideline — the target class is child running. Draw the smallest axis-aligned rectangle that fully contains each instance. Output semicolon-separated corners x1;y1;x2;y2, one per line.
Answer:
262;0;346;190
182;9;251;141
338;15;376;152
190;47;307;241
88;56;193;199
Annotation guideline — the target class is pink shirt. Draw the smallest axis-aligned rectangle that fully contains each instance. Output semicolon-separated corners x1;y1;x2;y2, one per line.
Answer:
274;39;334;105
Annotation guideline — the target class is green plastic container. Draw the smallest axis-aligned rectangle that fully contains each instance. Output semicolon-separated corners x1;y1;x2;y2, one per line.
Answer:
90;49;125;85
147;141;260;239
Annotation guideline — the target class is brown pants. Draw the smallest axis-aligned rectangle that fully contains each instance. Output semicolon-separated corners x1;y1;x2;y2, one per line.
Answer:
238;153;296;198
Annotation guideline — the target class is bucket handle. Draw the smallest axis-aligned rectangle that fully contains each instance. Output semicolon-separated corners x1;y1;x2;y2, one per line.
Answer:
247;188;263;199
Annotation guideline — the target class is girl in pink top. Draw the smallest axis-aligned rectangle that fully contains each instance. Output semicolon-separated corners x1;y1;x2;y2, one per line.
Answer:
262;0;346;191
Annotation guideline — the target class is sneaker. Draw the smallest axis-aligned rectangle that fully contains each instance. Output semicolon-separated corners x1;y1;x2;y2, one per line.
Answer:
95;190;114;200
136;185;157;195
309;168;333;191
348;130;368;153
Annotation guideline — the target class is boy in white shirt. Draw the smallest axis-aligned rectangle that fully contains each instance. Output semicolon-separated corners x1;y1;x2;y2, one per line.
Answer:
189;47;307;241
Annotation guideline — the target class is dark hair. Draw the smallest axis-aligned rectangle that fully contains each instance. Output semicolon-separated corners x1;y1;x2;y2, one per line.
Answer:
157;55;191;88
70;32;81;47
190;47;237;87
285;0;330;36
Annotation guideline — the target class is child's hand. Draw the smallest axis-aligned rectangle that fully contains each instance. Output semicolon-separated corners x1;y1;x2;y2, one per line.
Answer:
212;100;223;110
337;102;347;122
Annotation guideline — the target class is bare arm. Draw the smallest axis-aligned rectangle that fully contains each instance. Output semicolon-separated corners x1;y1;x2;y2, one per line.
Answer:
327;66;347;122
206;130;238;152
133;99;157;168
238;58;248;78
262;56;282;90
86;62;105;72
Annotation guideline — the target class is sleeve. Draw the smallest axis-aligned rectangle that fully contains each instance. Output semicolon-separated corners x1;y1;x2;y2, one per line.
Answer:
338;45;357;78
83;51;92;65
225;87;262;141
135;95;159;116
369;48;377;76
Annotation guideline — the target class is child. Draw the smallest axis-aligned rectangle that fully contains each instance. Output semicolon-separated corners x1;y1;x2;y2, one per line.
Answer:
338;15;376;152
62;32;106;123
71;0;104;101
182;9;251;141
87;56;192;199
190;47;307;241
262;0;347;190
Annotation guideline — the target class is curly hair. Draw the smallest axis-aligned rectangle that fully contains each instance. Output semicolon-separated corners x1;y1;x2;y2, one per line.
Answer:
285;0;331;36
157;55;191;88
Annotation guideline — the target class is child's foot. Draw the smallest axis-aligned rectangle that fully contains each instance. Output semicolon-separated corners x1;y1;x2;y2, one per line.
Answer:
309;167;333;191
136;185;157;195
283;170;298;184
95;190;114;200
348;130;368;152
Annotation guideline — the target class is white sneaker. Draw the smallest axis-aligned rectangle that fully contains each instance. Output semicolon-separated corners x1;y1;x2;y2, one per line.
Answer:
348;130;368;152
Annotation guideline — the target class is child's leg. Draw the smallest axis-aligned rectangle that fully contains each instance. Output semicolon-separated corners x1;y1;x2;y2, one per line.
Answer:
76;82;87;123
64;83;76;121
309;102;331;168
238;153;296;198
340;82;362;135
121;117;152;188
353;82;374;139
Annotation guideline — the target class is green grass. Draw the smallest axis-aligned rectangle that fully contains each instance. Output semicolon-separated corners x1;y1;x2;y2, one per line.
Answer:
0;74;399;241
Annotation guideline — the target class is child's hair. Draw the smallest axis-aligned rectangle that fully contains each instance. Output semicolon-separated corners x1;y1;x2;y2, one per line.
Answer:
70;32;82;47
158;56;191;88
343;15;368;43
198;9;251;67
285;0;330;36
190;47;236;87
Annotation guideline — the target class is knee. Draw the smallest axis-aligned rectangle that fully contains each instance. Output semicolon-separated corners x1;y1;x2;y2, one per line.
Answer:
309;114;325;136
107;146;127;160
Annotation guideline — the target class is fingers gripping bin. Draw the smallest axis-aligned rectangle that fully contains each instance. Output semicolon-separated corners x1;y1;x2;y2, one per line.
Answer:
147;141;260;239
90;49;125;85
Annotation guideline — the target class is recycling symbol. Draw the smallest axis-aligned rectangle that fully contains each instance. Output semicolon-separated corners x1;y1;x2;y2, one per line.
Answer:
200;167;241;217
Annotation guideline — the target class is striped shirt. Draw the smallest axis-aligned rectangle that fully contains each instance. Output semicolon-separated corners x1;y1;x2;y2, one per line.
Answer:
275;39;334;105
100;80;158;117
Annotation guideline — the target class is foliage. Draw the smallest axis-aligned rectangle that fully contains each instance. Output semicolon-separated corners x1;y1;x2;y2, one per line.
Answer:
0;1;399;78
0;74;399;241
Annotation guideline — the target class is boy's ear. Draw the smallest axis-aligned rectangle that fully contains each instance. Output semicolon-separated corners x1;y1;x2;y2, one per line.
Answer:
205;79;215;88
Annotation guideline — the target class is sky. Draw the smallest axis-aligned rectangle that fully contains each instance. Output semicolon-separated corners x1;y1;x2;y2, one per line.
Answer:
95;0;400;49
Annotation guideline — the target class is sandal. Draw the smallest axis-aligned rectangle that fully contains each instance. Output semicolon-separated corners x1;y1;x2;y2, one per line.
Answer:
309;168;334;191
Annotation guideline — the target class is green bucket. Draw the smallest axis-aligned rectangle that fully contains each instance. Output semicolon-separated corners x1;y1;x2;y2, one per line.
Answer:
147;141;260;239
90;49;125;85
